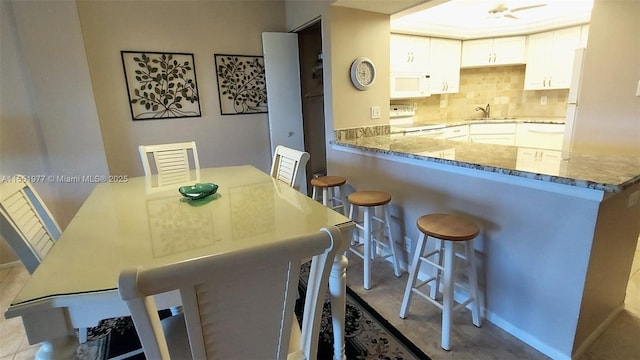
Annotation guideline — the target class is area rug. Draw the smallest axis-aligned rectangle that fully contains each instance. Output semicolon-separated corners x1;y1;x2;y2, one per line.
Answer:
296;262;430;360
77;264;430;360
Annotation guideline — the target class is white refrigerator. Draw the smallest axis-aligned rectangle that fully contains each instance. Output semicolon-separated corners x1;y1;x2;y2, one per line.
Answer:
562;48;587;152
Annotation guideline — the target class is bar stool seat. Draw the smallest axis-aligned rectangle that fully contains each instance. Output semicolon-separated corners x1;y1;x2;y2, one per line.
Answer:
399;213;482;351
311;176;347;215
348;190;401;290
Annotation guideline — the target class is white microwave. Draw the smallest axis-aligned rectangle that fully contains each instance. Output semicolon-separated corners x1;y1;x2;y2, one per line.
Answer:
390;72;430;99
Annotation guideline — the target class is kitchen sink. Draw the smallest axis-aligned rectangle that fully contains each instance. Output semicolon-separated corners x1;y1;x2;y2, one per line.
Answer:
464;117;517;121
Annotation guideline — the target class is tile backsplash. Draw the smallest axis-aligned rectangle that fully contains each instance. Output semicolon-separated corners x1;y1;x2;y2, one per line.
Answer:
334;124;389;141
392;65;569;124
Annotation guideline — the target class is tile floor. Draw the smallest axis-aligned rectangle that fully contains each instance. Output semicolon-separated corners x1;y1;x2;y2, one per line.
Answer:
0;240;638;360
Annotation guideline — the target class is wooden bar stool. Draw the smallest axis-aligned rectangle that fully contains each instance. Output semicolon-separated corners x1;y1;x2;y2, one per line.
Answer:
347;190;402;290
399;213;481;350
311;176;347;215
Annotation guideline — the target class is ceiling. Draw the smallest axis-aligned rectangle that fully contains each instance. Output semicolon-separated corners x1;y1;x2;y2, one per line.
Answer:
331;0;428;15
390;0;594;39
331;0;594;40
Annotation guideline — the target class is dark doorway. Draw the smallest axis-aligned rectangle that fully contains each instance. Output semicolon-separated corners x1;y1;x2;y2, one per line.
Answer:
297;21;326;194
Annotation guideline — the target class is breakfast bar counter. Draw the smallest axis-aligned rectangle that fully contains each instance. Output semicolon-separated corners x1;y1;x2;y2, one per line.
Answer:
334;134;640;193
330;134;640;360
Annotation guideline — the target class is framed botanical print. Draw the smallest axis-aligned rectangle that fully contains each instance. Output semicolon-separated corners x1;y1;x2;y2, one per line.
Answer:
214;54;268;115
121;51;201;120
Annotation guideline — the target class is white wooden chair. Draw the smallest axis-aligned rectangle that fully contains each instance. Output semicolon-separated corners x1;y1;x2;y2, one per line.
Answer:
138;141;200;191
0;176;89;342
0;177;60;273
270;145;310;190
119;226;344;360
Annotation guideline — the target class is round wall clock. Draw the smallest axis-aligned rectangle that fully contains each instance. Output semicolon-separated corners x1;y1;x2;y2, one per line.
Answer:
350;57;376;91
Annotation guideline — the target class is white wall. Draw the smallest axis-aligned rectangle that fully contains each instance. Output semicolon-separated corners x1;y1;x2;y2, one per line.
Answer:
572;0;640;155
328;7;391;129
1;1;109;229
0;1;50;263
77;1;286;177
285;0;327;31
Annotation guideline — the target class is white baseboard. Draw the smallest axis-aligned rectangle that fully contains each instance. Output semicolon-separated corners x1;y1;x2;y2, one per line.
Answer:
484;310;571;360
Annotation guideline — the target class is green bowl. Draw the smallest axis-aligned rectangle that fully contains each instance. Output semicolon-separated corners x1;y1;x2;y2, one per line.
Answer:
178;183;219;200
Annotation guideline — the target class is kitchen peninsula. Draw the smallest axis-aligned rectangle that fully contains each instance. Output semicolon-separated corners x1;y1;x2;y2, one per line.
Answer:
331;133;640;360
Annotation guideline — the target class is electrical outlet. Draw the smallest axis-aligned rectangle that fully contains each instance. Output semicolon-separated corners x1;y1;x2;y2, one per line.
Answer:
370;106;381;119
636;80;640;97
440;100;447;108
540;96;547;105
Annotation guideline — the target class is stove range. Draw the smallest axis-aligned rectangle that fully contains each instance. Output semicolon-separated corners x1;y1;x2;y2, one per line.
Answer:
390;105;445;136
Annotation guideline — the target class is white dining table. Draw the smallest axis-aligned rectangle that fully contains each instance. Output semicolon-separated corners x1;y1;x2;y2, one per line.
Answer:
5;165;354;360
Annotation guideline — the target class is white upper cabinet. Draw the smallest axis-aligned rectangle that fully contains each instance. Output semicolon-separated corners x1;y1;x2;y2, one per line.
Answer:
390;34;430;73
524;26;582;90
461;36;526;68
390;34;461;96
429;38;461;94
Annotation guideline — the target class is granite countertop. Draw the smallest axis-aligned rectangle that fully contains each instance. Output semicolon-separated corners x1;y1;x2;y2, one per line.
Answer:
408;117;566;129
333;134;640;193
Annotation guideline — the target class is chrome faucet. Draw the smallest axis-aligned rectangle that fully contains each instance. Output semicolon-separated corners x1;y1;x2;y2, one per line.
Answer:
475;104;490;118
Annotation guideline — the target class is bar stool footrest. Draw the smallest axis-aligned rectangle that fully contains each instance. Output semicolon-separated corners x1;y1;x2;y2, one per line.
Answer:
419;256;444;272
411;288;444;310
348;246;366;260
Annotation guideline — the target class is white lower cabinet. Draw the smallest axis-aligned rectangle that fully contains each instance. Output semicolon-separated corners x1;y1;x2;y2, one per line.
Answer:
515;123;565;150
517;148;563;174
470;134;516;145
441;125;469;141
469;123;516;145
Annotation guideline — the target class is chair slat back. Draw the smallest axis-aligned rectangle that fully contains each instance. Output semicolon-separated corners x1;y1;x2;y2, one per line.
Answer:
0;178;60;273
119;226;343;360
138;141;200;191
270;145;310;190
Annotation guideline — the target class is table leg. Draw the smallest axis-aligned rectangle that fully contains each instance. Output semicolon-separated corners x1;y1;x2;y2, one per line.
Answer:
328;253;348;360
16;307;79;360
35;336;78;360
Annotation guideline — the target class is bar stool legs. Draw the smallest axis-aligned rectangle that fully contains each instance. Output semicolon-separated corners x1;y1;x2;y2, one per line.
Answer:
400;213;482;351
348;190;401;290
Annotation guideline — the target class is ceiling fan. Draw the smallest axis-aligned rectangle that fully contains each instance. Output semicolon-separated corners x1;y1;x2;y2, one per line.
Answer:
488;2;547;19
